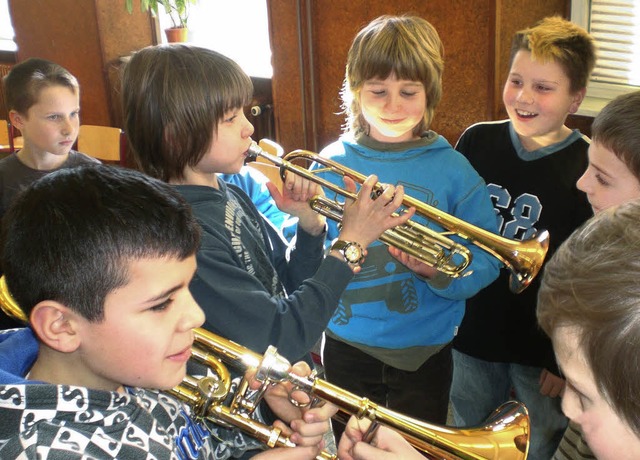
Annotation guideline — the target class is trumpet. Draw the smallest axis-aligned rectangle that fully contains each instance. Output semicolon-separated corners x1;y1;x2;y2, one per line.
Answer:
0;277;529;459
247;140;549;293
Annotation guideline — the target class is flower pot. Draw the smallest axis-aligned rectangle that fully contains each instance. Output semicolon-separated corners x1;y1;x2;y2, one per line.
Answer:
165;27;188;43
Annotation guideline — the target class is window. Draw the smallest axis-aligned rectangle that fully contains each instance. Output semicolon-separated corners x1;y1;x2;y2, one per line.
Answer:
572;0;640;116
0;0;17;52
157;1;272;78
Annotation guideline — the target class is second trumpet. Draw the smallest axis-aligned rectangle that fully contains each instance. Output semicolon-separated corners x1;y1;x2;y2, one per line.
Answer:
247;140;549;293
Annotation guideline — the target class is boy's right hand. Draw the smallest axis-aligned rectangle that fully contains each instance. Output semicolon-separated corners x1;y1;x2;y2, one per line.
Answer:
337;415;423;460
337;174;415;250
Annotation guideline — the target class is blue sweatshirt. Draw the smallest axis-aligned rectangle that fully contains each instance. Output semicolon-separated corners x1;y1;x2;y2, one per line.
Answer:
319;133;501;370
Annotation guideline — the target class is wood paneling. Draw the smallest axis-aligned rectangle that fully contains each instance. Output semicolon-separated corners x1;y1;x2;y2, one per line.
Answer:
8;0;154;128
269;0;573;152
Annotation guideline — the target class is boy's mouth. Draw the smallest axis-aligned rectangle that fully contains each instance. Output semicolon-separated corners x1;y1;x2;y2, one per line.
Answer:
515;109;537;118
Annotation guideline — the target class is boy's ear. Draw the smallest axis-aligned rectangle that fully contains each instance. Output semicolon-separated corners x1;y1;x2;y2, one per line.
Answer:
29;301;82;353
569;88;587;114
8;110;25;130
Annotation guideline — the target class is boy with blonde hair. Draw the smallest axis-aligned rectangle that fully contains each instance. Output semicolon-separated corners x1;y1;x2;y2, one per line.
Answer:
450;16;595;459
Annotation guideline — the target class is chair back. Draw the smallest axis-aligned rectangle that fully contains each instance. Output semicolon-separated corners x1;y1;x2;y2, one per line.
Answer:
0;120;14;154
77;125;126;165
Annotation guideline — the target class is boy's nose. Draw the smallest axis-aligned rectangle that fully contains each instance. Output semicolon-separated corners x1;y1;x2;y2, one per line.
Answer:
576;170;590;192
241;112;255;138
183;293;206;330
516;88;534;104
385;94;401;111
61;118;74;135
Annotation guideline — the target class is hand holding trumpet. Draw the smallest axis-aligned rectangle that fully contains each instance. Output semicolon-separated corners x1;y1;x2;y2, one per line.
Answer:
338;416;423;460
247;360;338;459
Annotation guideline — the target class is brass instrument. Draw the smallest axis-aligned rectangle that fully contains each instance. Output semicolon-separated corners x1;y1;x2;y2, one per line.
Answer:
0;277;529;459
247;140;549;293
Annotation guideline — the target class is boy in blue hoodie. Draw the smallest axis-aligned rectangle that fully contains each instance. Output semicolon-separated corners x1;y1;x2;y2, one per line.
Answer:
317;15;500;438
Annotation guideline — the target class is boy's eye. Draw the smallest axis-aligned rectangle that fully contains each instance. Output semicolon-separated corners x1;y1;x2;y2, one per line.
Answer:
509;78;522;86
535;84;552;92
401;91;417;97
223;110;239;123
595;173;610;186
149;298;172;312
47;114;60;120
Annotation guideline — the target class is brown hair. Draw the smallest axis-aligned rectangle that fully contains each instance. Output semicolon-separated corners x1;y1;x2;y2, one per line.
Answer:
341;15;444;136
510;16;595;93
122;44;253;182
4;58;79;114
590;90;640;182
537;200;640;435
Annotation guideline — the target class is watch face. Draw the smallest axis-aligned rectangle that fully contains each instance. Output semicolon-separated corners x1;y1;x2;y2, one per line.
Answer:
344;244;362;263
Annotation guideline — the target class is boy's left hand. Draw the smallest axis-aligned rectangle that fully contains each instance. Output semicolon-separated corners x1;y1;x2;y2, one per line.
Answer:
388;246;438;279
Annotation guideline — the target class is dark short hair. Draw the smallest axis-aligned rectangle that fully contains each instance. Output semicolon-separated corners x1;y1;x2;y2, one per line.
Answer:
4;57;79;114
122;44;253;182
1;164;201;321
591;90;640;182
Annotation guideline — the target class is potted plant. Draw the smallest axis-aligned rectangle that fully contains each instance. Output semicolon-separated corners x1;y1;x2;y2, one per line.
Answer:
125;0;197;42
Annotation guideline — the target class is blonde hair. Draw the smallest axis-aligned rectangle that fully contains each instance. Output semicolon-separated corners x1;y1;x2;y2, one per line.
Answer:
510;16;595;92
537;200;640;435
341;15;444;136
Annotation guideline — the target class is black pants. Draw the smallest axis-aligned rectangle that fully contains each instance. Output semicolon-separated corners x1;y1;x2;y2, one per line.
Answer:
322;335;453;441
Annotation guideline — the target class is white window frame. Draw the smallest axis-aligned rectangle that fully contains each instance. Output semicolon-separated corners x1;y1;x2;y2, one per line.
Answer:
572;0;640;116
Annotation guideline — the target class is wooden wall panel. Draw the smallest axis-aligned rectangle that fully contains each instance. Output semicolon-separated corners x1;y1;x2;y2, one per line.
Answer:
8;0;153;128
269;0;574;152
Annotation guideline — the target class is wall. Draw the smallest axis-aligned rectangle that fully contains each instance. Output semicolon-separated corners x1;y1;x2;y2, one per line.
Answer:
268;0;574;153
8;0;154;127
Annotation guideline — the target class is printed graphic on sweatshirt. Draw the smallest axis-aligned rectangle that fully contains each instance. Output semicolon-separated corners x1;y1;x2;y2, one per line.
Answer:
487;183;542;240
331;181;435;326
225;198;283;297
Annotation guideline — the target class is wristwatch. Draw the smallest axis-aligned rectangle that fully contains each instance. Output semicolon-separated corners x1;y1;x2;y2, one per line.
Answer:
330;239;365;267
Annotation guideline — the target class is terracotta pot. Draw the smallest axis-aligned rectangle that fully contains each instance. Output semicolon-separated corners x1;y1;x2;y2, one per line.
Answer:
165;27;188;43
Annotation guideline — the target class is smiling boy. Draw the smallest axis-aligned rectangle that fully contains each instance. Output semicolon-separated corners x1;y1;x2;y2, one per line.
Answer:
0;165;336;459
450;16;596;460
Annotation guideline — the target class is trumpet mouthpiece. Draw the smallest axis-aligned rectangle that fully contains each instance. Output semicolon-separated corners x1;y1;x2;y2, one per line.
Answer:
246;141;262;162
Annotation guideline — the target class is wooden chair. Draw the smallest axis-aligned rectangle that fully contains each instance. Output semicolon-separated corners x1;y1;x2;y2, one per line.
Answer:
247;138;284;193
76;125;127;166
0;120;13;154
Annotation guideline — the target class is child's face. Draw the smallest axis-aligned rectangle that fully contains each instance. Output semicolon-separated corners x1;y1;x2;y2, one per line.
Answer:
75;255;204;391
503;51;583;145
197;107;254;178
12;85;80;156
577;141;640;214
554;326;640;460
359;74;426;143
